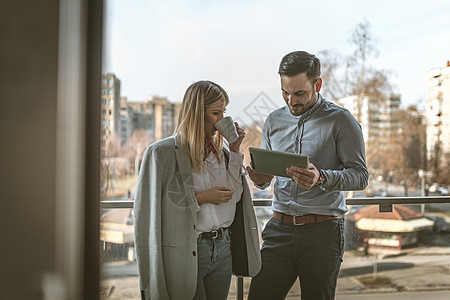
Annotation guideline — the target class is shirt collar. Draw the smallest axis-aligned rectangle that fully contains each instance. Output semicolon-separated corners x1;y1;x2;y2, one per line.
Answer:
204;138;218;159
304;93;323;117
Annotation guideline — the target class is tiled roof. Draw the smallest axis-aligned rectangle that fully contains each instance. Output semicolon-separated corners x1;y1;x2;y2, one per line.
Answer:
351;204;422;221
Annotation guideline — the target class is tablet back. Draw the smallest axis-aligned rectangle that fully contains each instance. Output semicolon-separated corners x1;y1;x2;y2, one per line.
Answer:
249;147;309;178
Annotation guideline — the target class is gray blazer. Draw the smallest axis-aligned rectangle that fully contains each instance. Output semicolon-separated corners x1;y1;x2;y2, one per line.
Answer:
134;136;261;300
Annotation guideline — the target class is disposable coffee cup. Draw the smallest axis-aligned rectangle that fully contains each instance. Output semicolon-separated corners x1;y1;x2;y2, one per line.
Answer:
215;116;240;143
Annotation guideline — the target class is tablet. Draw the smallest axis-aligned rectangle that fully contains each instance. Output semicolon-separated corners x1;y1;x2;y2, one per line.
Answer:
249;147;309;178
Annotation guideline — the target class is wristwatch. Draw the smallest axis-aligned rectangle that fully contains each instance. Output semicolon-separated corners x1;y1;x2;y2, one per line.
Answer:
315;169;325;187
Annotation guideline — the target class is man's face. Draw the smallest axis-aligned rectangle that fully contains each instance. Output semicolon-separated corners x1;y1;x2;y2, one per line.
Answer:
280;72;322;116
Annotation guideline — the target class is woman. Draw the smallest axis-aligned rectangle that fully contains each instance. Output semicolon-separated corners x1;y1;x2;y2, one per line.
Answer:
134;80;261;300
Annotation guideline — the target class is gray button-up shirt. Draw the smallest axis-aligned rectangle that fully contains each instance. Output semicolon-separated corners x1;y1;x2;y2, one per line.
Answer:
259;94;368;216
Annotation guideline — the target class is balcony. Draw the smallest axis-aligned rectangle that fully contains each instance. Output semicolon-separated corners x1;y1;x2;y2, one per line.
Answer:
100;193;450;300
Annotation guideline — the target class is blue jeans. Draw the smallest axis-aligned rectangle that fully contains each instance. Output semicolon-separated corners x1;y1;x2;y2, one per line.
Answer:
248;217;345;300
193;229;232;300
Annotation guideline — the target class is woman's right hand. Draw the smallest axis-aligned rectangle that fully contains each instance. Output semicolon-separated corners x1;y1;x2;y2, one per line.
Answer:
195;187;234;205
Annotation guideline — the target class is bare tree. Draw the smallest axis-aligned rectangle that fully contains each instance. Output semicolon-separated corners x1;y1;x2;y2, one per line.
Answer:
443;153;450;186
366;133;404;180
319;20;392;116
348;20;379;89
319;20;407;181
400;106;427;176
100;132;121;197
366;105;428;190
361;68;393;97
240;121;263;167
348;20;385;123
317;49;346;101
126;129;153;176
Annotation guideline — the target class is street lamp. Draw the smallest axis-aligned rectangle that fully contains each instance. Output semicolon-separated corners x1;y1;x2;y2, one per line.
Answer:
418;169;425;214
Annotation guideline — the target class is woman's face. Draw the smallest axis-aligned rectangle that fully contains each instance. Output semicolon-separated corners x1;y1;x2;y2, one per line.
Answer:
204;100;226;139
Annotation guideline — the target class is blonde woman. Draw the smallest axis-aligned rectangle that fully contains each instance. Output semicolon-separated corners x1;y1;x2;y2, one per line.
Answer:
134;80;261;300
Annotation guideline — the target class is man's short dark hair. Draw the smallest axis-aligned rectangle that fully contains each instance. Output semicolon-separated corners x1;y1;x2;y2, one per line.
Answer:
278;51;321;84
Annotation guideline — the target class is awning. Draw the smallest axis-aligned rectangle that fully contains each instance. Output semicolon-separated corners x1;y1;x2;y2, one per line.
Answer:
356;217;434;232
100;222;134;244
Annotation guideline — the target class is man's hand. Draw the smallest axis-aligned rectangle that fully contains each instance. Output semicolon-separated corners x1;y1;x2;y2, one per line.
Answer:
246;166;273;185
286;163;320;190
195;187;234;205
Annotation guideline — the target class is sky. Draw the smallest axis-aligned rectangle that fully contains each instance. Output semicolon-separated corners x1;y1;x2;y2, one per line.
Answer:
104;0;450;125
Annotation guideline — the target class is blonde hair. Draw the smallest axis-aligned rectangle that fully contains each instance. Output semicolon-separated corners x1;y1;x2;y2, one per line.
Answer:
174;80;229;173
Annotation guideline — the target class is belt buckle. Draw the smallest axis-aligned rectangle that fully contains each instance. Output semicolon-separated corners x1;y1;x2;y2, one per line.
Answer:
293;216;304;226
210;230;219;239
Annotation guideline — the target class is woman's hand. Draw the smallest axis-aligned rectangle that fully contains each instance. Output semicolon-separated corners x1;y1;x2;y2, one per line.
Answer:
195;187;234;205
229;122;245;153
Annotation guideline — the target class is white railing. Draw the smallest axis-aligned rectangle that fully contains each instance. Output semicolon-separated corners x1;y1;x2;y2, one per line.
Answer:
101;196;450;211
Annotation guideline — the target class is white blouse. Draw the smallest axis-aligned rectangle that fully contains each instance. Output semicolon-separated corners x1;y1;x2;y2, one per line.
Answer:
192;150;244;235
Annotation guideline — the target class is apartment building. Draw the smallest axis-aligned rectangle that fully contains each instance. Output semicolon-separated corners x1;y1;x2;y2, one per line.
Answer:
101;73;121;142
426;61;450;172
126;96;181;142
100;73;180;144
338;93;402;144
119;96;131;142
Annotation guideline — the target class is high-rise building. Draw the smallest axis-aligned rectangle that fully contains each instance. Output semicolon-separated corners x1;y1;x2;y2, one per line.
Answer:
119;96;131;143
338;93;402;144
101;73;121;140
426;61;450;174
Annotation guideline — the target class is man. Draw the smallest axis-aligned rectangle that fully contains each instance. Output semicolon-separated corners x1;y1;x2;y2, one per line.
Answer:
246;51;368;300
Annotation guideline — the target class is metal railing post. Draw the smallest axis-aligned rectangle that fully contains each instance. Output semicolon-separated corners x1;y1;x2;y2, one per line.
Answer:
237;277;244;300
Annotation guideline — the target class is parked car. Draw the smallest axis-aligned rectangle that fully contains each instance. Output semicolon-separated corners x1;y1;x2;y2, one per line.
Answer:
425;215;450;233
429;183;439;193
373;189;388;197
438;185;449;196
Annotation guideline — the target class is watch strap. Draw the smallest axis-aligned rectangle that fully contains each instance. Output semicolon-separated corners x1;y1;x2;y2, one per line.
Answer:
315;169;325;187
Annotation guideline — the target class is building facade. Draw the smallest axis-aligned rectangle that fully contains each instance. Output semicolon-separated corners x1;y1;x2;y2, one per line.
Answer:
100;73;181;144
338;93;402;144
101;73;121;137
349;205;433;251
426;62;450;176
126;96;181;142
119;96;131;142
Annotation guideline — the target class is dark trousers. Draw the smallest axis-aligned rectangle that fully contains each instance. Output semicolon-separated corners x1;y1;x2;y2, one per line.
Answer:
248;217;344;300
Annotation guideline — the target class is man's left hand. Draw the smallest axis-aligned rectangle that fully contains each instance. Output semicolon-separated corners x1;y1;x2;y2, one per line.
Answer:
286;163;321;190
